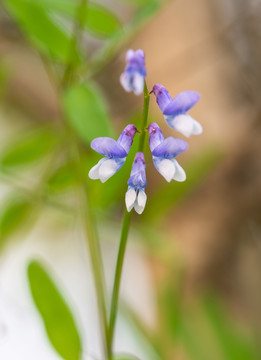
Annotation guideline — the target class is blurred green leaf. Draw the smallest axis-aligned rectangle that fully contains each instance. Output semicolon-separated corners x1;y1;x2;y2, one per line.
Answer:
63;82;113;144
3;0;78;63
48;162;78;193
145;145;223;222
0;197;32;246
28;260;82;360
132;0;161;24
201;294;260;360
114;355;140;360
0;127;57;168
33;0;122;38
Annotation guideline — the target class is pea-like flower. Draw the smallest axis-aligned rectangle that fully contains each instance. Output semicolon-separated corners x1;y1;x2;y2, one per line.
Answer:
89;124;138;183
125;152;147;214
148;122;188;182
120;49;147;96
152;84;202;137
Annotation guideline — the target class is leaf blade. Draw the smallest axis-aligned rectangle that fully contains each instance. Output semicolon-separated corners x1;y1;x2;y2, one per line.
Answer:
28;261;82;360
63;82;114;144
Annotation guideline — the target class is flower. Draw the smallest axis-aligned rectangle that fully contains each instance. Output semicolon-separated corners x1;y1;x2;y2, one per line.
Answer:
148;122;188;182
152;84;202;137
125;152;147;214
120;49;147;96
88;124;138;183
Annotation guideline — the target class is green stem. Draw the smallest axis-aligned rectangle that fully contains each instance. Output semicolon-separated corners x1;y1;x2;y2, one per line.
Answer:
61;0;110;357
138;82;150;152
108;81;150;358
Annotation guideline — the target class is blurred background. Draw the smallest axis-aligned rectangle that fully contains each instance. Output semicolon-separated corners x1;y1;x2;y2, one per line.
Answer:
0;0;261;359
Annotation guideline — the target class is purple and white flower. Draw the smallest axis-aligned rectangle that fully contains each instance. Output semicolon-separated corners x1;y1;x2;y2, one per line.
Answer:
120;49;147;96
89;124;138;183
152;84;202;137
125;152;147;214
148;122;188;182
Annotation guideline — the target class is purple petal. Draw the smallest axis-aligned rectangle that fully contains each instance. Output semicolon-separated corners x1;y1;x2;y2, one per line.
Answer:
91;137;127;158
117;124;138;153
152;84;172;112
128;152;147;188
125;49;146;77
163;91;200;116
152;137;188;158
147;122;164;151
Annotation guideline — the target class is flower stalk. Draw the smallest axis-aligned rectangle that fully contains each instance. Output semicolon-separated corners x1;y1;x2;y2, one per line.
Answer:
108;81;150;357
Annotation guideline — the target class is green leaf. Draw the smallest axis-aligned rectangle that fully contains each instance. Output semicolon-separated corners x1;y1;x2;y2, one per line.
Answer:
48;163;78;193
0;197;32;246
114;356;140;360
3;0;78;63
28;261;82;360
63;82;114;144
33;0;122;38
201;294;260;360
86;3;122;37
0;127;56;168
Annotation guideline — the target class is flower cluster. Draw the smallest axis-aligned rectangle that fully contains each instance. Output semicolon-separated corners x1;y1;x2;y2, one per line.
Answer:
89;49;202;214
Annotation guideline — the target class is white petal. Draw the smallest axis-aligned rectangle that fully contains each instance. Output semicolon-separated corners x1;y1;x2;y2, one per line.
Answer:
120;73;132;92
155;158;175;182
126;49;135;61
99;158;121;183
88;158;105;180
172;159;186;182
125;188;137;212
166;114;194;137
134;190;147;214
132;72;144;95
192;118;203;135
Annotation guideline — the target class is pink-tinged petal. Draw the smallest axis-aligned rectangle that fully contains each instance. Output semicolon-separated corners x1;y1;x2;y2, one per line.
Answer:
117;124;138;153
91;137;127;158
166;114;202;137
163;91;200;116
152;137;188;158
147;122;164;151
152;84;172;112
172;159;186;182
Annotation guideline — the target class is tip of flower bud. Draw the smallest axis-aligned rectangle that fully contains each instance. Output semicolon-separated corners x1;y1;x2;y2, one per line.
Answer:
147;122;160;134
134;152;145;164
152;83;166;96
123;124;138;137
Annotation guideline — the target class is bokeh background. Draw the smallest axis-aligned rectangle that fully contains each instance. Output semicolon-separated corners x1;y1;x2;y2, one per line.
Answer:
0;0;261;359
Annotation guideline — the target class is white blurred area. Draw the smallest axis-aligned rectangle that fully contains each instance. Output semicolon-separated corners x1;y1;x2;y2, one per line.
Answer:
0;210;156;360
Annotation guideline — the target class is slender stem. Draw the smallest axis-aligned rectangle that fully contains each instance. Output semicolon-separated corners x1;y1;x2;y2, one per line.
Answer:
108;81;150;358
61;0;110;357
72;142;110;359
138;82;150;152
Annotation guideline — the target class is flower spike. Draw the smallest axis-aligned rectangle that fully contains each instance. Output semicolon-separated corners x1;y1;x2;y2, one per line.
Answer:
89;124;138;183
125;152;147;214
148;122;188;182
152;84;202;137
120;49;147;96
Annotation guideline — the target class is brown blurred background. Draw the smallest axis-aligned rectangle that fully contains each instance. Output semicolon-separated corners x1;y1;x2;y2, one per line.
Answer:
0;0;261;357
